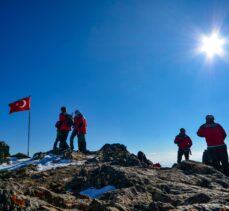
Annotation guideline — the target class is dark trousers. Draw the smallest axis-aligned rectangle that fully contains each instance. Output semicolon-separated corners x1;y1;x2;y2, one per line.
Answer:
70;130;86;152
177;148;190;163
59;130;69;151
53;130;61;150
208;145;229;176
202;150;212;165
53;137;59;150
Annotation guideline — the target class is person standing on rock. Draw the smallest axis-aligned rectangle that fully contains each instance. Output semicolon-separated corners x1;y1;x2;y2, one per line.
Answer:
58;106;72;151
197;115;229;176
70;110;87;153
174;128;192;163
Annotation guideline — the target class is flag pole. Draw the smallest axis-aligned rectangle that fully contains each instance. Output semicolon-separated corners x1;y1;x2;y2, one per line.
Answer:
27;110;31;156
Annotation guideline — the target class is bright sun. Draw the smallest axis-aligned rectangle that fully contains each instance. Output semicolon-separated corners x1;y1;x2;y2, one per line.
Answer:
198;31;226;59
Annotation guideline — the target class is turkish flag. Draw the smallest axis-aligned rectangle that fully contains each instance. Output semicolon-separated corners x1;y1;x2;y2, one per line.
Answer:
9;96;31;113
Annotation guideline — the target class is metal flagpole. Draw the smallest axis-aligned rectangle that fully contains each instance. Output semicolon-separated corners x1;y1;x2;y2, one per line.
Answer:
27;110;31;156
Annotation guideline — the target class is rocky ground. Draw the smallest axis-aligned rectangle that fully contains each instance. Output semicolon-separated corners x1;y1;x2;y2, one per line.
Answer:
0;144;228;211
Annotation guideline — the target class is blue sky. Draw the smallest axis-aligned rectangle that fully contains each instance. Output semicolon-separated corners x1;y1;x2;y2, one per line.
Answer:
1;0;229;166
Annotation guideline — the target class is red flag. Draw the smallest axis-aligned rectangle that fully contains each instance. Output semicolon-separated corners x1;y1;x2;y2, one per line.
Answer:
9;96;31;114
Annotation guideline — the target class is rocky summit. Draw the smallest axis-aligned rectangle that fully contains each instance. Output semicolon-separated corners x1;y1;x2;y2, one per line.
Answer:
0;144;228;211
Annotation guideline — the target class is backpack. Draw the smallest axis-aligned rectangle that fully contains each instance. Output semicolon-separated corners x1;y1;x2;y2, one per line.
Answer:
66;115;74;127
55;121;62;129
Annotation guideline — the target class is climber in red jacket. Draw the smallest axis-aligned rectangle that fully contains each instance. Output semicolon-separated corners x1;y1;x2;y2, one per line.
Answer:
197;115;229;176
70;110;87;152
174;128;192;163
58;106;72;151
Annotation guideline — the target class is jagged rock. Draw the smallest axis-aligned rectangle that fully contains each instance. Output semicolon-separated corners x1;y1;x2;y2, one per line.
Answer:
215;179;229;188
0;141;10;160
177;160;220;175
38;205;62;211
87;199;125;211
149;201;175;210
98;144;128;162
184;193;211;205
68;165;132;192
126;153;142;166
85;157;99;164
171;163;178;168
137;151;153;167
11;153;30;159
98;144;141;166
61;150;88;161
196;177;212;188
100;144;127;154
86;199;106;211
0;144;228;210
30;186;76;208
33;151;47;160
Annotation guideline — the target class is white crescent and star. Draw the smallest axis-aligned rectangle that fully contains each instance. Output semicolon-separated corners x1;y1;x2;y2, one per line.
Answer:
16;100;27;108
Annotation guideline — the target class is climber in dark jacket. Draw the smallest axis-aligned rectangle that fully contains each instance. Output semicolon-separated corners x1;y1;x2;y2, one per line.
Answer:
197;115;229;176
174;128;192;163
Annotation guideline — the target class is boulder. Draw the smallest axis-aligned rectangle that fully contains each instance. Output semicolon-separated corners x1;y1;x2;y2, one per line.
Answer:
33;152;47;160
11;153;30;159
0;141;10;159
30;186;76;209
184;193;211;205
98;144;141;166
177;160;221;175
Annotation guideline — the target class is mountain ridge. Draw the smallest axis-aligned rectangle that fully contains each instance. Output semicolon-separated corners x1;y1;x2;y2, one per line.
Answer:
0;143;228;210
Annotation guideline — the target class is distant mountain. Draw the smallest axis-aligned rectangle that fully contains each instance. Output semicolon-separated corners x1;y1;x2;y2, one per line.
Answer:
0;144;228;210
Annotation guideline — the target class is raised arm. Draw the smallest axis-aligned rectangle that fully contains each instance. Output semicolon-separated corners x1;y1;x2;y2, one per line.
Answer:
197;125;205;137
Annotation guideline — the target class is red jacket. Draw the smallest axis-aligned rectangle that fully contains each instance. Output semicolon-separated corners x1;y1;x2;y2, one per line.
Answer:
174;134;192;149
73;114;87;134
59;113;71;131
197;123;227;147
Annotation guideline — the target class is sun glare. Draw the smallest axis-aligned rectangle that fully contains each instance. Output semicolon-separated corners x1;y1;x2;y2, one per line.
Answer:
198;31;226;60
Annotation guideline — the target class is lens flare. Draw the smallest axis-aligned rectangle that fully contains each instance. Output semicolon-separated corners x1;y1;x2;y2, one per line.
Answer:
198;31;226;59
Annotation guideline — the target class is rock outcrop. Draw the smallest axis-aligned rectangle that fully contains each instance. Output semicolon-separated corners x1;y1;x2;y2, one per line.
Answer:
11;153;30;160
0;141;10;160
0;144;228;210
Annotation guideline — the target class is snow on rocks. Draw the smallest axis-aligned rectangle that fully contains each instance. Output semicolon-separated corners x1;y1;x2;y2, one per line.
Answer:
0;153;92;172
80;185;116;199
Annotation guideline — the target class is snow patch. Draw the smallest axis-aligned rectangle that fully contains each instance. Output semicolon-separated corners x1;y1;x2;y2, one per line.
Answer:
0;153;91;172
80;185;116;199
